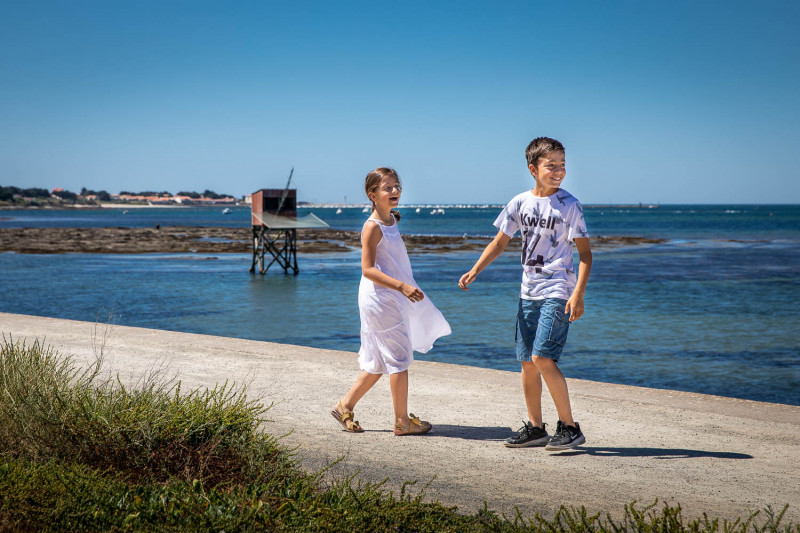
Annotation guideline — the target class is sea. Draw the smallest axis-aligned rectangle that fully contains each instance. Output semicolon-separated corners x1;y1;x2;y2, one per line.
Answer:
1;204;799;406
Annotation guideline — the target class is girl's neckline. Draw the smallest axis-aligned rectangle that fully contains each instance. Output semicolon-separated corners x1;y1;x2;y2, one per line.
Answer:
368;216;397;227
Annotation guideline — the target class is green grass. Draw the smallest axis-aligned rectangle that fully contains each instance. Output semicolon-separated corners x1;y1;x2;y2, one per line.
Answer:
0;336;796;532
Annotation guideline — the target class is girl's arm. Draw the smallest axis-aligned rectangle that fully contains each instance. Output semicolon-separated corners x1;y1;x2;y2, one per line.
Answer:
458;230;511;290
565;237;592;321
361;222;424;302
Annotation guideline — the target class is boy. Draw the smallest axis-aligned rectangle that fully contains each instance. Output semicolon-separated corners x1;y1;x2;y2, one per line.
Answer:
458;137;592;451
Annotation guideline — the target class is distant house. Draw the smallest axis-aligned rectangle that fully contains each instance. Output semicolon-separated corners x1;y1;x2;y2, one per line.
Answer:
109;193;236;205
196;196;236;205
115;193;173;204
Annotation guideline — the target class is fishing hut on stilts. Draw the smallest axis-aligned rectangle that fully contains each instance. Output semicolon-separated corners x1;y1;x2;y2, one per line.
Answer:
249;169;329;275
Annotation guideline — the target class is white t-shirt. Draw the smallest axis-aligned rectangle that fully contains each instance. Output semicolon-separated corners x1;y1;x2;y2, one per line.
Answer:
494;188;589;300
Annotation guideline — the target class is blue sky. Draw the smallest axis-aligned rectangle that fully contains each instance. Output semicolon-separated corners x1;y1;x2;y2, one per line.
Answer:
1;1;798;205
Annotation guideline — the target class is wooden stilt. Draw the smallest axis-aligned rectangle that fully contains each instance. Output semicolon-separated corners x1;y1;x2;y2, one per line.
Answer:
249;226;298;275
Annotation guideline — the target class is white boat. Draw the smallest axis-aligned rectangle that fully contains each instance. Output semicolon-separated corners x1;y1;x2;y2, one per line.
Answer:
222;208;231;214
415;207;421;213
362;206;370;213
335;208;342;214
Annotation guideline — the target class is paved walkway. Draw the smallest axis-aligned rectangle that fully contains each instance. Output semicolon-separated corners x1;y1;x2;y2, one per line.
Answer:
2;312;799;522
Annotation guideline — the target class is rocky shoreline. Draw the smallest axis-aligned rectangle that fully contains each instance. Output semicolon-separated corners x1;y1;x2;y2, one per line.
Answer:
0;226;665;254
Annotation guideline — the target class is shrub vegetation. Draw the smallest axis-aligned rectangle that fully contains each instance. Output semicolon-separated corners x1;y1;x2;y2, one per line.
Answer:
0;336;796;532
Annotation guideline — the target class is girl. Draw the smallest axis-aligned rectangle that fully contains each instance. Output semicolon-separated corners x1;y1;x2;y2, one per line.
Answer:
331;167;451;435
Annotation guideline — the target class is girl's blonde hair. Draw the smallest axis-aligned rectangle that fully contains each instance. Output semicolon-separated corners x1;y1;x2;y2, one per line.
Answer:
364;167;402;221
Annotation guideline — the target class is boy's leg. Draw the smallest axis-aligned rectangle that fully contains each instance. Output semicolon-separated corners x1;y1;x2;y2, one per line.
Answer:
530;298;586;449
341;370;381;412
536;356;585;450
520;361;544;427
504;300;550;447
530;298;576;426
506;362;549;447
531;356;574;427
522;297;585;450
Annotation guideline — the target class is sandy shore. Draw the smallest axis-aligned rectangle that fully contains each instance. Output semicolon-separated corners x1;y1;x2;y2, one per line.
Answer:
1;312;798;522
0;226;664;254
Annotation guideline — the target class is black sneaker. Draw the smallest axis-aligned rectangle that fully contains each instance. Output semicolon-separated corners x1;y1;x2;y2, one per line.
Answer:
504;421;549;448
545;421;586;450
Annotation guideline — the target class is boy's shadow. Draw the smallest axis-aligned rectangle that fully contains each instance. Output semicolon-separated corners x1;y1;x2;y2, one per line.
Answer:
432;426;754;460
540;447;752;459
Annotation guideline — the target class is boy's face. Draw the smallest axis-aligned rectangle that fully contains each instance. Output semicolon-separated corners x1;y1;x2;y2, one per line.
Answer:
529;150;565;194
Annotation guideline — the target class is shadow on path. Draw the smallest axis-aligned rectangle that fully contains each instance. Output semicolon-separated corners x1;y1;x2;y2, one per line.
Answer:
429;426;755;459
549;447;753;459
431;424;512;441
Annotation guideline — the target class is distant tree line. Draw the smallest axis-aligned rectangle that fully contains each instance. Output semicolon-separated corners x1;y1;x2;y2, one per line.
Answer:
1;185;110;202
1;185;234;204
81;188;112;201
0;186;51;201
55;190;79;201
120;190;232;199
119;191;171;197
177;190;232;199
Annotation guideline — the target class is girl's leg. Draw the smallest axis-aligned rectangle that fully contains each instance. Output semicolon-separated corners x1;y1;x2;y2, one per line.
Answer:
389;370;409;427
532;356;574;426
340;371;382;412
520;360;544;427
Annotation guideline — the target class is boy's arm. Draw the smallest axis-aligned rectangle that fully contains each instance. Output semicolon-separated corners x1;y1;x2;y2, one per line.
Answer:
565;237;592;321
458;230;511;291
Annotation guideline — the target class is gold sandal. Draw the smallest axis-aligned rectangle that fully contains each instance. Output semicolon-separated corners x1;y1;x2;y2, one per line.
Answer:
331;401;364;433
394;413;432;436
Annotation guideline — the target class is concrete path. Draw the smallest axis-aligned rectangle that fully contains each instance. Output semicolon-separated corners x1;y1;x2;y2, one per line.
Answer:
2;312;799;523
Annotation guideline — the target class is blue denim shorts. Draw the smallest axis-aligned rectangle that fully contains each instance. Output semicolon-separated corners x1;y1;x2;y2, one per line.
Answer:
515;298;571;362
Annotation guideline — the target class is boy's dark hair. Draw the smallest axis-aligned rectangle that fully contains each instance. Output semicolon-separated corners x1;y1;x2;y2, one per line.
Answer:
526;137;565;168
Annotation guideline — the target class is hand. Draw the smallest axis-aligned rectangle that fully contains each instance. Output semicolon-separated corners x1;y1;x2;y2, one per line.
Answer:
458;271;477;291
564;295;584;322
401;283;425;303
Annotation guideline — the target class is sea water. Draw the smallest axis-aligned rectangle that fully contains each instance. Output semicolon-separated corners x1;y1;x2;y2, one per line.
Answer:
1;204;798;405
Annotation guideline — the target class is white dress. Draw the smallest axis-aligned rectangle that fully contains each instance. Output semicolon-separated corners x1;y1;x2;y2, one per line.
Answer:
358;218;451;374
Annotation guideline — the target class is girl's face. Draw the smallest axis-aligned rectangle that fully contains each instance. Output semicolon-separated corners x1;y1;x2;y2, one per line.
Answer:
370;176;402;208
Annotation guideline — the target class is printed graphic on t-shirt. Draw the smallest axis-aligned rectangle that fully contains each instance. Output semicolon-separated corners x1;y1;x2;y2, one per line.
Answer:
495;189;588;300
